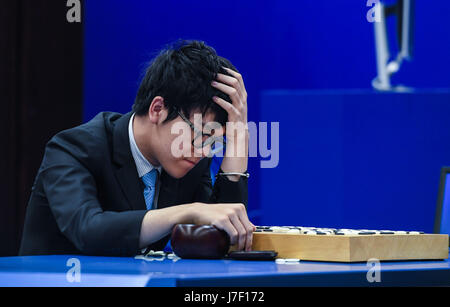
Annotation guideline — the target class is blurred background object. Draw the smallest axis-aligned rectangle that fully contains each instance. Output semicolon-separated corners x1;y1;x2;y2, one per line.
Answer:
372;0;415;91
0;0;83;256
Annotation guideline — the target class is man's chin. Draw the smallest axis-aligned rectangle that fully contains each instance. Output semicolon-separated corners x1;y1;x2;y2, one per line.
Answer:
163;159;195;179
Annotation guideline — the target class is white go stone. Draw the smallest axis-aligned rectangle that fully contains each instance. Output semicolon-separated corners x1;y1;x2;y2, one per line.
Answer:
287;229;300;234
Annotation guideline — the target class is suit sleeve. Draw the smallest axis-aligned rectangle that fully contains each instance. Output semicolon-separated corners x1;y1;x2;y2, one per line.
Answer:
194;158;249;208
41;144;147;256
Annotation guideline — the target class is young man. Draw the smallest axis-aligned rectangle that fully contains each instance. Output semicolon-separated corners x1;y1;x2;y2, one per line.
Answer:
19;40;254;256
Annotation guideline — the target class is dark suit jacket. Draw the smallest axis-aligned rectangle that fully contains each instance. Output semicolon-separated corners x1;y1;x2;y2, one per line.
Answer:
19;112;248;256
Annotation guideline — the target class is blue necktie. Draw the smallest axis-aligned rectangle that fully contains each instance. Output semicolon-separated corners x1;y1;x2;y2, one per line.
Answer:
142;169;158;210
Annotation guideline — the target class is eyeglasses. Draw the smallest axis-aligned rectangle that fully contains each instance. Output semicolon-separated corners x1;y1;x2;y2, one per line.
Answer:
177;110;225;154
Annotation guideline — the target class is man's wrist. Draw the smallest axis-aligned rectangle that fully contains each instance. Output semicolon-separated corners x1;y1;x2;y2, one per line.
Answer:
175;202;201;225
216;170;249;183
139;203;200;249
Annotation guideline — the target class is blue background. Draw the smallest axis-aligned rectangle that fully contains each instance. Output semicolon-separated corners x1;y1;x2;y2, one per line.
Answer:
442;174;450;235
82;0;450;231
259;89;450;232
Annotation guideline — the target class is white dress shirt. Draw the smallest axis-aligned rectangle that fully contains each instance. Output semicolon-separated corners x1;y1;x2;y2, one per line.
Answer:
128;113;162;209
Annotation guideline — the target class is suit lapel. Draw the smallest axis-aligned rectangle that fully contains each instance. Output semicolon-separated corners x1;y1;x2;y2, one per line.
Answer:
157;171;180;209
115;160;147;211
111;112;147;211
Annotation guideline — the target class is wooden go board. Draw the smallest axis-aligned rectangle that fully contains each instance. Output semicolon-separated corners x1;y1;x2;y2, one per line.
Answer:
251;226;449;262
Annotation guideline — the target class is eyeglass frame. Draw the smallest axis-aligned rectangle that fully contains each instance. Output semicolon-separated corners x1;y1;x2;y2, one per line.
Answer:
176;109;226;152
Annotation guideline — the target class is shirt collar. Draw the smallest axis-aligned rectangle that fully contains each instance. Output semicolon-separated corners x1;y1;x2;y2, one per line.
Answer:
128;113;162;178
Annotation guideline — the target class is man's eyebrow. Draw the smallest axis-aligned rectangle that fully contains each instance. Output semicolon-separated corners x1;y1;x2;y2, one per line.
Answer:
203;120;221;125
202;122;223;132
192;121;210;131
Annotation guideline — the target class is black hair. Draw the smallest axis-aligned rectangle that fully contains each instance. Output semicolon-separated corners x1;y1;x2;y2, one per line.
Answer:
132;40;237;126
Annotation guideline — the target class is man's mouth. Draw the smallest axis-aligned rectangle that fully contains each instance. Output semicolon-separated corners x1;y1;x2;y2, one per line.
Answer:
183;158;198;166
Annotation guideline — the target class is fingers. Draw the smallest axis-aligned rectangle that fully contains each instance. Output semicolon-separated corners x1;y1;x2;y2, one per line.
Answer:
198;202;254;251
240;218;254;252
226;203;255;251
235;205;256;251
212;96;240;117
222;67;247;98
215;73;246;102
211;68;247;124
212;217;238;246
211;80;242;108
208;203;254;251
216;73;242;94
212;69;247;107
228;213;247;251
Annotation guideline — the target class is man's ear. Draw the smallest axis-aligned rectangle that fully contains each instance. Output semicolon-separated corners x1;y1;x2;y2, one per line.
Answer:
148;96;167;124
